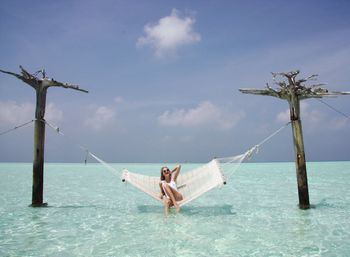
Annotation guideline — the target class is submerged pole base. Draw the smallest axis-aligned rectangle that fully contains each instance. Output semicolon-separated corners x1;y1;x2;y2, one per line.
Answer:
298;204;310;210
29;202;48;207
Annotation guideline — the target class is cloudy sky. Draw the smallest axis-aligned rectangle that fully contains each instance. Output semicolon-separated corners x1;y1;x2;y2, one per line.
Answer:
1;0;349;163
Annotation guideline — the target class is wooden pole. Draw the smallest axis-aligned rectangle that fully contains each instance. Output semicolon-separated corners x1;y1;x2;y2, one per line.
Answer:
239;70;349;209
288;95;310;209
31;86;48;206
0;66;88;207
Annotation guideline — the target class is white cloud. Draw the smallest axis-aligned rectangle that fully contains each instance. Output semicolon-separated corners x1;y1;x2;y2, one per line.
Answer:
45;103;64;124
276;109;290;123
158;101;244;130
114;96;124;104
160;135;193;143
329;117;349;130
276;100;350;131
0;100;63;127
84;106;116;130
276;102;325;128
0;101;34;126
302;103;324;126
137;8;201;57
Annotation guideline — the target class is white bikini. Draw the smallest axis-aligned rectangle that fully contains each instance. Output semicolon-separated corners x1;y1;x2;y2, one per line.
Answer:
161;179;178;198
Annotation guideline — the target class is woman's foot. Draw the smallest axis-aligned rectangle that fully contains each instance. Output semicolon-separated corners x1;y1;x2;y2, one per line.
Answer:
164;206;169;216
175;204;181;213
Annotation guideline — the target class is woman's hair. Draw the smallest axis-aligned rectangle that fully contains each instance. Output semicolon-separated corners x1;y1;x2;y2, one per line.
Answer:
160;166;167;180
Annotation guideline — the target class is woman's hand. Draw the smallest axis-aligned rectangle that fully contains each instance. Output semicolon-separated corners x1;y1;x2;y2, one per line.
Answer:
171;165;180;174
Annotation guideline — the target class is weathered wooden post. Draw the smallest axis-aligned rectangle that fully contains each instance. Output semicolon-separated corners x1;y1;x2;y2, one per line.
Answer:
239;70;349;209
32;85;48;206
0;66;88;207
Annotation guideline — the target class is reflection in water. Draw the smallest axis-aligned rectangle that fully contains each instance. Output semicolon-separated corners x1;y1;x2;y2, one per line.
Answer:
137;204;236;216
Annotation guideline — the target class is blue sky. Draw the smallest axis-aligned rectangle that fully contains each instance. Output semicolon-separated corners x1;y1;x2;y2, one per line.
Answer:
1;0;349;163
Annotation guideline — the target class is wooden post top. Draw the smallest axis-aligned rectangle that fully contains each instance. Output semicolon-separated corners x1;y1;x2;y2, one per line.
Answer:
0;65;88;93
239;70;349;101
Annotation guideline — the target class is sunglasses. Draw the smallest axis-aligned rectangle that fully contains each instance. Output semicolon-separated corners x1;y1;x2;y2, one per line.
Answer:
162;168;170;173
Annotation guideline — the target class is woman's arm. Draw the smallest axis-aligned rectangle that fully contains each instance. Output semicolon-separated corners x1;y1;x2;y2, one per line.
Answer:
171;164;181;182
159;181;165;198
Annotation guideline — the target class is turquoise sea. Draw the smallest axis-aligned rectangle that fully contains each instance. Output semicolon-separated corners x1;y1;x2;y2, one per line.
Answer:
0;161;349;257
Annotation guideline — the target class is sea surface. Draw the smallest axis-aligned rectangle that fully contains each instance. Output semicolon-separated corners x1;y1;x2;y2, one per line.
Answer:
0;161;349;257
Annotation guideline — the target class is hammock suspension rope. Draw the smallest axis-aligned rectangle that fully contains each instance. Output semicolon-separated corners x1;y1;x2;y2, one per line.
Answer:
1;117;291;206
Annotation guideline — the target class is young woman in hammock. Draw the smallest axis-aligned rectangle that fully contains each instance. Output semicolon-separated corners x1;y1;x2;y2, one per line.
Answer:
159;164;183;214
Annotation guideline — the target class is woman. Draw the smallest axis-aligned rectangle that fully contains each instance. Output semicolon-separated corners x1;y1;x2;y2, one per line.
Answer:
159;164;183;214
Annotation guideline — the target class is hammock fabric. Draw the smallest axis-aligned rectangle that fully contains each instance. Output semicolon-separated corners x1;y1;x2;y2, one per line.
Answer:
119;148;255;206
88;149;251;206
121;159;226;207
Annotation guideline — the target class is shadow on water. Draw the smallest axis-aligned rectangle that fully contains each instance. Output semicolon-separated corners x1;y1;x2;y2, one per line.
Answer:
137;204;236;216
312;198;346;209
48;205;99;209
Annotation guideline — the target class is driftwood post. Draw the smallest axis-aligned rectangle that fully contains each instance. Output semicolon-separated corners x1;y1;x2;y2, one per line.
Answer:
0;66;88;207
239;70;349;209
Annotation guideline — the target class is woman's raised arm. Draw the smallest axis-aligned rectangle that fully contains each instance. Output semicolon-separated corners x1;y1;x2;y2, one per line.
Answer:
171;164;181;182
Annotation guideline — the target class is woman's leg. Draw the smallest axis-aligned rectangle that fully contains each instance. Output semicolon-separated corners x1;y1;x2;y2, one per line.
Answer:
159;182;165;199
169;187;183;201
163;198;170;216
163;184;181;213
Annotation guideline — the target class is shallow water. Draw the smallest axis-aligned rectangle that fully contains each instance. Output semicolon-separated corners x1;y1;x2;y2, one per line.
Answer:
0;162;349;257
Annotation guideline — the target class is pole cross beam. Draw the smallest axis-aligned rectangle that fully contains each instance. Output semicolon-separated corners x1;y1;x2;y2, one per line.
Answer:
0;66;88;207
239;70;349;209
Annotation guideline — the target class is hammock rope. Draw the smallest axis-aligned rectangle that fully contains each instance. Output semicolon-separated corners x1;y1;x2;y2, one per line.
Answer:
0;119;34;136
217;122;290;182
45;119;290;206
120;122;290;206
3;118;290;206
316;99;350;120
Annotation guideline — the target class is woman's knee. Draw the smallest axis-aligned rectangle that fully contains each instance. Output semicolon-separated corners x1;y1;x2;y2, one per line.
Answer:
175;194;183;201
163;199;172;207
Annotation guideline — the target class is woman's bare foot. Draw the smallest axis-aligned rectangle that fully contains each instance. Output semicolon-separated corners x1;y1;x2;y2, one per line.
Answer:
175;204;180;213
164;206;169;216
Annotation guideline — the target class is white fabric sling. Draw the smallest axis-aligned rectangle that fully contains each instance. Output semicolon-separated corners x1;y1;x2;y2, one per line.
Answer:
89;147;254;206
42;119;290;206
121;159;227;207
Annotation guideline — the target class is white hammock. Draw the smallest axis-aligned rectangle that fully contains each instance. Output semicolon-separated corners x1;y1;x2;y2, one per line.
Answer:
122;159;226;207
89;147;256;207
43;119;290;206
